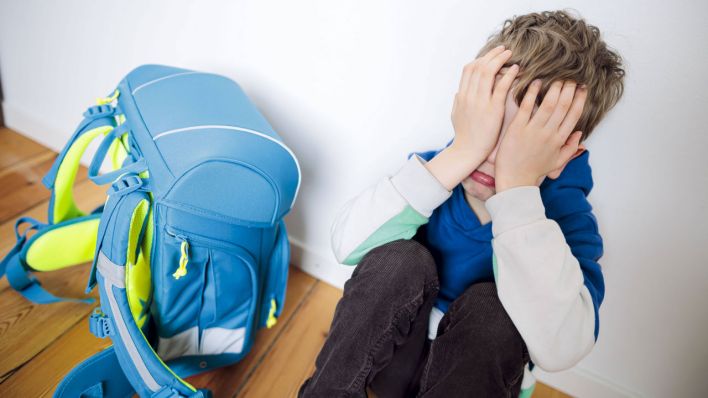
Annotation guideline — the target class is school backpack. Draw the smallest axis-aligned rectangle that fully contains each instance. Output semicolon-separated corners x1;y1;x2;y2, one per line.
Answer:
0;65;301;397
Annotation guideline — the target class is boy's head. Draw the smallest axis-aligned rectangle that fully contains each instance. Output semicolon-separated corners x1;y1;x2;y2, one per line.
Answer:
478;9;626;142
463;10;626;203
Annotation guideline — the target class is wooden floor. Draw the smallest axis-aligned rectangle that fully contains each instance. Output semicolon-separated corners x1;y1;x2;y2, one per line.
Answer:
0;127;570;397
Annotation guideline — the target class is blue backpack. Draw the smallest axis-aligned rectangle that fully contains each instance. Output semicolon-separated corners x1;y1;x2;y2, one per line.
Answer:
0;65;301;397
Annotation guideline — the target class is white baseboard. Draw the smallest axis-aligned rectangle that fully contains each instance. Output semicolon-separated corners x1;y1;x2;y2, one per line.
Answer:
2;101;70;154
288;236;352;290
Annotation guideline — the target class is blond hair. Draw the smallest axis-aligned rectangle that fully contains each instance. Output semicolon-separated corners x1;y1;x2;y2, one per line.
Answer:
478;9;626;140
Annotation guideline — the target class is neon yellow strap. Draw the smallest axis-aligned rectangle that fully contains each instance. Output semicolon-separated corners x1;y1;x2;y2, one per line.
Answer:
24;217;100;271
125;199;152;329
53;126;112;223
126;171;153;329
96;89;120;105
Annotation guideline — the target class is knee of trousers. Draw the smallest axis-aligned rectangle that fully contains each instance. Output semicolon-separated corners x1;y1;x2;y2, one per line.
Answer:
443;282;526;360
350;239;439;296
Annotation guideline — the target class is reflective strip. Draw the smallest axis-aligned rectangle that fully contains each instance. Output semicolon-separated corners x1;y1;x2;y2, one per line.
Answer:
98;254;160;392
199;327;246;355
97;252;125;288
157;326;246;360
131;72;204;95
152;124;302;207
157;327;199;361
200;327;246;355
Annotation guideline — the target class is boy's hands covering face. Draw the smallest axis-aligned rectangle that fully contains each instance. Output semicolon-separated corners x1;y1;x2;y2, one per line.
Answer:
495;79;588;192
451;45;519;162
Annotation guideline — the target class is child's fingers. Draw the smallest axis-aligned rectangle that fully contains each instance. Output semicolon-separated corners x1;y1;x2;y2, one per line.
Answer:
458;62;474;94
558;86;588;141
459;46;506;95
480;44;508;64
545;81;577;130
491;64;519;105
530;80;563;126
469;46;509;97
477;49;513;96
512;79;542;126
557;131;583;168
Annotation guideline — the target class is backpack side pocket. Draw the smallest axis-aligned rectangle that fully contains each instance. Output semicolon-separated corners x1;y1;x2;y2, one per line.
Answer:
258;220;289;329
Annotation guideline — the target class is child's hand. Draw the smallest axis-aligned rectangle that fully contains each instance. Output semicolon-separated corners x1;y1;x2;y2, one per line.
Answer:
495;79;588;192
450;45;519;161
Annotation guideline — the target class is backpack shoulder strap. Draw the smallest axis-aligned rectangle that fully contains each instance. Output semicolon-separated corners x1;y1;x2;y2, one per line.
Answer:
0;216;95;304
0;90;142;305
0;91;124;304
53;346;135;398
54;345;217;397
43;101;118;224
90;183;209;398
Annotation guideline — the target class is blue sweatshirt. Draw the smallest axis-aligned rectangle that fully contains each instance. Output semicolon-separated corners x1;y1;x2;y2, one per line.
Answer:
415;148;605;340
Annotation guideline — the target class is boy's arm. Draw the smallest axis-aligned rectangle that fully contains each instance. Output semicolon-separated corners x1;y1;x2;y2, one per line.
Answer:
332;45;519;264
331;153;453;265
485;185;604;372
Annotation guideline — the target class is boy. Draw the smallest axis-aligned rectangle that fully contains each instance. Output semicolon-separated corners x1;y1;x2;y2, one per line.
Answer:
299;10;625;397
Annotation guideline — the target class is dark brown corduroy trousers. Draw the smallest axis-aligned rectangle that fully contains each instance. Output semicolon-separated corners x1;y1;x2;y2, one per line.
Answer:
298;239;529;398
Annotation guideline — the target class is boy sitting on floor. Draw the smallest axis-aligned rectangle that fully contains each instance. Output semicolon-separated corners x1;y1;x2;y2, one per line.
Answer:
299;9;625;397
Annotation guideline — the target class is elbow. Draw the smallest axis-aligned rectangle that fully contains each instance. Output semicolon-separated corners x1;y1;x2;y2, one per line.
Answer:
527;330;595;372
332;245;357;266
330;231;348;265
330;221;357;265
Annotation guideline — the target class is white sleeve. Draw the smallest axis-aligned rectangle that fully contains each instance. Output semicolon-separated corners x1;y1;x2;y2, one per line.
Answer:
485;186;596;371
330;154;451;265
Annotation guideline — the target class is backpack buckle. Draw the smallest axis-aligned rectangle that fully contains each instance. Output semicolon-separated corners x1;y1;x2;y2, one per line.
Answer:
83;104;115;120
89;310;114;338
108;174;143;196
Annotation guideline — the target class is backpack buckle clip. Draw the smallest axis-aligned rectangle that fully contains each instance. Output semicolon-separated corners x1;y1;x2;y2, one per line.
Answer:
83;104;115;120
108;174;143;196
89;310;114;338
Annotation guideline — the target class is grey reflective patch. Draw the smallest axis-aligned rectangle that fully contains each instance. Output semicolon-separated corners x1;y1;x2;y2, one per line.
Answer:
157;327;247;359
97;252;125;288
103;277;160;392
199;327;246;355
158;327;199;361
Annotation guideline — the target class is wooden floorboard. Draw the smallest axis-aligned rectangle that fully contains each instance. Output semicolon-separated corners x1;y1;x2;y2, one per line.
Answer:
0;150;89;224
0;312;111;397
0;264;98;381
0;178;107;296
0;127;48;170
237;282;342;398
0;128;570;397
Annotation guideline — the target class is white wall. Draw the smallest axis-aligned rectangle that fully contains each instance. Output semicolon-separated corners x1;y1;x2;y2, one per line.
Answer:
1;1;706;396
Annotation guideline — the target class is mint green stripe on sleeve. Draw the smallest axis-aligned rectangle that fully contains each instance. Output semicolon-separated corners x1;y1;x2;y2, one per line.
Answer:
492;252;499;280
518;384;535;398
342;205;429;265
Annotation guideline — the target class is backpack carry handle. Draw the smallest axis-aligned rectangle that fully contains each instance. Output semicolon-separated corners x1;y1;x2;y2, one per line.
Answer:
88;124;147;185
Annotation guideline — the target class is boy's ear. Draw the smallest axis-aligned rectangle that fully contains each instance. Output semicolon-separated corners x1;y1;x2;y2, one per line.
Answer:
546;144;586;180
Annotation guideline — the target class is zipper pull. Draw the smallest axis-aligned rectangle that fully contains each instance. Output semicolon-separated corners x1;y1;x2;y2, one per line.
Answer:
266;298;278;328
172;236;190;280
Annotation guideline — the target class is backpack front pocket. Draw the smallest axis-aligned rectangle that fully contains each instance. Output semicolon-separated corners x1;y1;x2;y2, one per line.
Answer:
156;225;258;360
